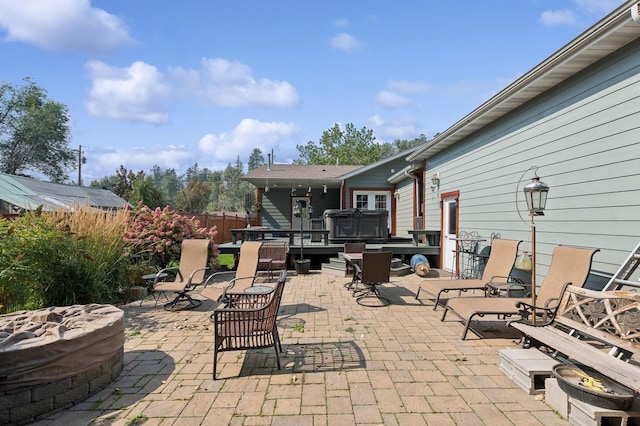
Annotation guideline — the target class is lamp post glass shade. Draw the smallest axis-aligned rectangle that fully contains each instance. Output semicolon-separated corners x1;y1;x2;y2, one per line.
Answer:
523;176;549;215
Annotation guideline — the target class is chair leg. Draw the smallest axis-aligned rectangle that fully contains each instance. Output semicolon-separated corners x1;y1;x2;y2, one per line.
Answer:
213;348;218;380
441;306;449;321
163;293;202;311
356;284;390;307
273;343;281;370
440;305;473;339
434;290;448;311
274;327;282;353
415;285;422;299
461;318;472;340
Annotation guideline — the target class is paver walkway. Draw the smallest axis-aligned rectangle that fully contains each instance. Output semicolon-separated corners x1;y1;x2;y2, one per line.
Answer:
35;269;568;425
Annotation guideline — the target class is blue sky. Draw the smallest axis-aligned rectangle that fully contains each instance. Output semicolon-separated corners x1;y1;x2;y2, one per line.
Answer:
0;0;622;183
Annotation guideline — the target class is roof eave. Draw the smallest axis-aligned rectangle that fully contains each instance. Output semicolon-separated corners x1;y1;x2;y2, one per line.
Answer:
407;2;640;162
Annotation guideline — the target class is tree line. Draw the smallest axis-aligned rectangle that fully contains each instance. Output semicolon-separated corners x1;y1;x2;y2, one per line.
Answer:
0;78;428;214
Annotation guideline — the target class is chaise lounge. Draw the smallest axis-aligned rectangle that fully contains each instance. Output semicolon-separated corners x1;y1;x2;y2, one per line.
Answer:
415;238;522;309
441;245;600;339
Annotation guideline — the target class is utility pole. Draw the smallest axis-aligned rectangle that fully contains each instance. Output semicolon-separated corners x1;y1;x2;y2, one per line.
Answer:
78;145;82;186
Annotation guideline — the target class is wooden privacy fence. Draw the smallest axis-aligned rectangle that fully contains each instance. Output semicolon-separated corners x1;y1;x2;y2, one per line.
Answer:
189;212;259;243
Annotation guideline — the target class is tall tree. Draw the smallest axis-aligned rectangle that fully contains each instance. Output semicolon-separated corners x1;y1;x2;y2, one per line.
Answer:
207;170;224;211
151;165;182;206
0;78;75;182
115;165;143;200
183;162;214;183
89;175;120;193
129;175;165;209
295;123;379;165
379;134;429;159
90;165;142;200
248;148;265;171
220;157;251;211
174;180;212;213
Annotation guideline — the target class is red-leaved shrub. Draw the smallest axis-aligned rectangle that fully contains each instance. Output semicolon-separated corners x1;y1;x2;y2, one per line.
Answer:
124;202;218;268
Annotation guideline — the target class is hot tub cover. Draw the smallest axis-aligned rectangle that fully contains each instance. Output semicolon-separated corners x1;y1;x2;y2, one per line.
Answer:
0;304;125;389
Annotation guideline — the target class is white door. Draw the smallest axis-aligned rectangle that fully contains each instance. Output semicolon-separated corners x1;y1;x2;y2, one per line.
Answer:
443;196;458;275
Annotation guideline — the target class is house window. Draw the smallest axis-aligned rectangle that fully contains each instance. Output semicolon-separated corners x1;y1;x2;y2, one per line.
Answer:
356;194;368;209
353;190;392;229
353;191;390;211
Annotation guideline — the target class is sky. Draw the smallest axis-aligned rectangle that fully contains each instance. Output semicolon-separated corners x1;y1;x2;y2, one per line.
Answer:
0;0;623;183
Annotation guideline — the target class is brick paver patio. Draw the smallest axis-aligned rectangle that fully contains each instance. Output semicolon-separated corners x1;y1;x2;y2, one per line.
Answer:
35;269;569;425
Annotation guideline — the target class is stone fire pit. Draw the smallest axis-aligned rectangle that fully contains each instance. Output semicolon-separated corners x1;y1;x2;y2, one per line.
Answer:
0;304;125;425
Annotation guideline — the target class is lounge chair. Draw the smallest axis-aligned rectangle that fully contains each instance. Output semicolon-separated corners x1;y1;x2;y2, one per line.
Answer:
212;269;287;379
441;245;600;339
415;238;522;310
352;251;393;307
151;239;211;311
201;241;262;304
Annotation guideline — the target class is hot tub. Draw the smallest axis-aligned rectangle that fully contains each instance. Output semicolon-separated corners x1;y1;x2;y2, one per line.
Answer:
323;209;388;243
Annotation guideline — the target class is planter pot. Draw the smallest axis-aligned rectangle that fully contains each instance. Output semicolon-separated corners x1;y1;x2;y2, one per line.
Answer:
295;259;311;274
125;286;146;301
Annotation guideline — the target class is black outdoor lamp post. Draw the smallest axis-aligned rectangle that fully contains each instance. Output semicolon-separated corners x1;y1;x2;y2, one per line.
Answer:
293;200;304;261
524;174;549;216
519;167;550;324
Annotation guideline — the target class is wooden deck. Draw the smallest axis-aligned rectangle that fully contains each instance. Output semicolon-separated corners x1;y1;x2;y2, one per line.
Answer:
217;236;441;270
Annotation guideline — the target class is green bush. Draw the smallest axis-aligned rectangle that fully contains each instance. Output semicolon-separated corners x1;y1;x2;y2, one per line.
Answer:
0;208;129;313
0;203;220;313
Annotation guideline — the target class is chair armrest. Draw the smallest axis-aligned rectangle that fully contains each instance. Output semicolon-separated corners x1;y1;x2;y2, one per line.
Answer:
203;270;236;287
154;266;178;283
487;275;525;284
226;275;261;290
484;277;527;297
186;266;210;285
353;263;362;280
512;297;561;326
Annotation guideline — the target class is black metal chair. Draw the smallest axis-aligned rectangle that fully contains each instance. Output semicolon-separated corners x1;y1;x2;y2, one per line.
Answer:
352;252;393;307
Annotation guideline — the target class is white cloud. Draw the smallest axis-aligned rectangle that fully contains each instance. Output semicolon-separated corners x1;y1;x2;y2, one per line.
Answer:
85;145;195;181
367;114;422;141
198;119;298;163
572;0;619;15
84;60;171;123
540;1;617;27
376;80;433;108
0;0;135;53
333;18;350;28
330;32;361;52
387;80;433;95
171;58;300;107
376;91;411;108
540;9;578;26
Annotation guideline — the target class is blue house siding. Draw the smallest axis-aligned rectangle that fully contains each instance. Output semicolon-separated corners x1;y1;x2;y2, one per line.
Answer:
395;178;415;236
260;188;341;229
259;191;290;229
424;37;640;287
